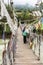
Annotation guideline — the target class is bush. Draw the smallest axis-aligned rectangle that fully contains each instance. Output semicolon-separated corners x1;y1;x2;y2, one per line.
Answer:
0;24;11;38
0;16;7;23
6;24;11;33
0;25;4;33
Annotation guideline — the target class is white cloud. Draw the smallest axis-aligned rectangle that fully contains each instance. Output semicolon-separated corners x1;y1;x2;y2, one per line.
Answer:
14;0;37;6
14;0;27;5
27;0;37;6
4;0;43;6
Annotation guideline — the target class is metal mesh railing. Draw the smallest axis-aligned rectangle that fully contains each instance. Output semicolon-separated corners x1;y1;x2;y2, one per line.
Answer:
28;32;43;62
1;0;18;65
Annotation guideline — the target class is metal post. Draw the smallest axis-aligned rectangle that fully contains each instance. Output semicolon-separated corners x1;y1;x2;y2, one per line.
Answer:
10;0;15;23
38;35;40;60
3;24;6;49
2;0;4;3
8;0;9;7
10;0;13;10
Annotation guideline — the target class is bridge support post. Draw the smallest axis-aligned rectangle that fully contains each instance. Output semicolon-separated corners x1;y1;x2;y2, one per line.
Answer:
38;35;41;60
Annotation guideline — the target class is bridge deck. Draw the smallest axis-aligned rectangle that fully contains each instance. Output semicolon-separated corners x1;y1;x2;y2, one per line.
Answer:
14;27;43;65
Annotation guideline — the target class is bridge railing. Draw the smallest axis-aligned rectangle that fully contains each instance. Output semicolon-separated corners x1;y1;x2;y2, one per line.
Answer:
29;32;43;62
1;1;18;65
1;0;17;35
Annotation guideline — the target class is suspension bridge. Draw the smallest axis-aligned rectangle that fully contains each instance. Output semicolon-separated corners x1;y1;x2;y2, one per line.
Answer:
0;0;43;65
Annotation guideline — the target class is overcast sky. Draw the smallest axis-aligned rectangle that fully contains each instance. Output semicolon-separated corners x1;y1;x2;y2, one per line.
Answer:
4;0;43;6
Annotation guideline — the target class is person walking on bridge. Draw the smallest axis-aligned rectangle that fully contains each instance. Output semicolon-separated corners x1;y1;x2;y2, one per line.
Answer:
22;26;27;44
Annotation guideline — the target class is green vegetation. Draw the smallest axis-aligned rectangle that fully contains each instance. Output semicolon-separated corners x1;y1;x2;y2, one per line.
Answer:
6;24;11;33
0;16;7;23
0;39;3;45
0;24;11;33
0;24;11;38
0;24;4;33
14;4;37;24
0;39;9;45
15;4;34;12
17;10;35;23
